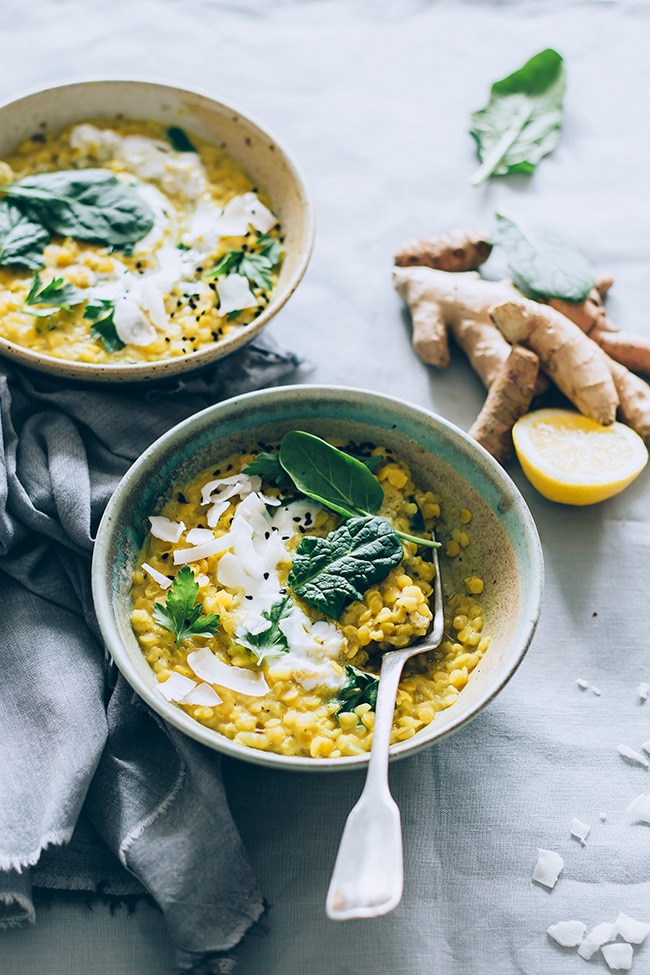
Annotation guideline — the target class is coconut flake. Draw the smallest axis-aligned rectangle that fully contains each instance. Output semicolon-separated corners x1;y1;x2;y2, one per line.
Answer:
626;793;650;823
173;532;234;565
216;273;258;315
149;516;186;542
638;682;649;701
182;682;223;707
185;527;215;545
613;913;650;944
576;678;590;690
601;942;634;971
641;740;650;756
547;920;587;947
187;648;269;697
141;561;173;590
214;192;277;236
578;921;617;960
158;672;197;702
532;849;564;889
570;818;591;844
618;744;649;767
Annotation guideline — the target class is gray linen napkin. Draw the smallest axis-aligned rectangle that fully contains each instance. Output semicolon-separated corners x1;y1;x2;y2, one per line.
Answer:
0;336;303;973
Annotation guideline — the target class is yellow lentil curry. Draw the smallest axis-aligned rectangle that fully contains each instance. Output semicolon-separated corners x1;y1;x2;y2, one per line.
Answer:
131;435;491;760
0;118;283;364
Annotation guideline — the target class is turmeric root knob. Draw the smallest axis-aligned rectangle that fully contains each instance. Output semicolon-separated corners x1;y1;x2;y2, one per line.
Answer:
489;298;619;427
394;230;493;272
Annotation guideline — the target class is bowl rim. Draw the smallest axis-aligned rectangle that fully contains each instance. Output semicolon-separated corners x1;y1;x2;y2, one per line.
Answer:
92;383;545;771
0;76;315;383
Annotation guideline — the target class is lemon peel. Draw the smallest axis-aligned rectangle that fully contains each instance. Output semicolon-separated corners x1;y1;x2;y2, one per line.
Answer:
511;408;648;505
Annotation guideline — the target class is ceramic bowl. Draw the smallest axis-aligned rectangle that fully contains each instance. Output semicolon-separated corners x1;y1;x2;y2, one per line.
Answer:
0;79;314;382
92;385;544;771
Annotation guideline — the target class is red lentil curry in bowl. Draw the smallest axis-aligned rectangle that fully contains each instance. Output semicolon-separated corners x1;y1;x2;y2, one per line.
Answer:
0;79;313;382
92;385;544;771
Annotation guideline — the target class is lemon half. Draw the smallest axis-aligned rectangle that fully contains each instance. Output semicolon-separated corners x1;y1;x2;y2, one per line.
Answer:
512;408;648;505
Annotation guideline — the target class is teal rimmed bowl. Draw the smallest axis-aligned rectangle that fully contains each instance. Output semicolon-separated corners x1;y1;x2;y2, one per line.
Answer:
92;385;544;770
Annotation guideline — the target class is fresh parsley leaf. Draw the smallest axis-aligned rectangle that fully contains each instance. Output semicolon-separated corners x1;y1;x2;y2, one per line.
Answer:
336;665;379;715
493;212;596;302
288;515;404;619
167;126;197;153
470;48;565;186
153;564;221;647
0;199;49;268
83;298;125;353
1;169;155;247
243;450;292;486
236;596;293;664
205;234;284;293
22;272;85;317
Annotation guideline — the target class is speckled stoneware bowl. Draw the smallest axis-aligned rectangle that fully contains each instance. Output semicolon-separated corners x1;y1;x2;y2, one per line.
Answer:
92;385;544;770
0;79;314;382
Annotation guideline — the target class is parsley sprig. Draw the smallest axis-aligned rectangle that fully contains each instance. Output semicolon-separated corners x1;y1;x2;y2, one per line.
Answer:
153;565;221;647
83;297;124;353
206;233;283;291
22;272;85;318
236;596;293;664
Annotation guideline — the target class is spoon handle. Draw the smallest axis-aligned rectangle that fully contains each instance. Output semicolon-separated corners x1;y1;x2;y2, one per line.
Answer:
325;652;407;920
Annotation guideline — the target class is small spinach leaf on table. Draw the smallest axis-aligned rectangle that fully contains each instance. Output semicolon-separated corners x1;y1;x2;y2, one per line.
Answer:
470;48;566;186
0;200;49;268
1;169;155;247
494;212;596;302
288;515;404;619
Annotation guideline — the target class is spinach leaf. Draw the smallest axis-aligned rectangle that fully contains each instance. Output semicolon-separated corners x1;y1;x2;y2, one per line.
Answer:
167;126;197;153
279;430;385;519
336;665;379;715
153;564;221;647
83;297;125;353
236;596;293;664
470;48;565;186
1;169;155;247
22;272;85;317
0;199;49;268
494;212;596;301
288;515;404;619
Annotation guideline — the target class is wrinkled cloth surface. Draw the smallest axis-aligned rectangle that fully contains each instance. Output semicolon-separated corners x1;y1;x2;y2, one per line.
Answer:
0;338;303;972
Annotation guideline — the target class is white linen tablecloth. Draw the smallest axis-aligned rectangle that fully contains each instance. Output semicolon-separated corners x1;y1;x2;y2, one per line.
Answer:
2;1;650;973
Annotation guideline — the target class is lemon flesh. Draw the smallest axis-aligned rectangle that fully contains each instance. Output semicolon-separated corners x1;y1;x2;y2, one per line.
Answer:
512;408;649;505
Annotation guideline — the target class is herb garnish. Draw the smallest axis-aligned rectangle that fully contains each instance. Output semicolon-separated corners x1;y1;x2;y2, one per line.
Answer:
470;48;565;186
278;431;440;549
243;450;292;486
167;126;197;153
288;515;405;619
236;596;293;664
0;169;155;257
493;211;596;302
0;200;49;268
22;272;85;317
153;564;221;647
83;298;124;353
336;665;379;715
206;233;283;291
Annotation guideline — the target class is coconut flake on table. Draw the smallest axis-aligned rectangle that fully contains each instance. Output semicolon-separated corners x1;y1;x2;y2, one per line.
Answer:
216;273;258;315
578;921;617;960
626;793;650;823
637;682;649;701
576;678;590;690
187;647;270;697
141;562;173;590
570;817;591;844
613;913;650;944
641;740;650;756
547;920;587;947
148;515;186;542
618;744;649;767
532;849;564;889
601;942;634;971
158;672;197;702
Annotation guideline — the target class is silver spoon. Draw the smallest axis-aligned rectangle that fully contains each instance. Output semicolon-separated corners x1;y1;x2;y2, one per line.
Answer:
326;536;444;920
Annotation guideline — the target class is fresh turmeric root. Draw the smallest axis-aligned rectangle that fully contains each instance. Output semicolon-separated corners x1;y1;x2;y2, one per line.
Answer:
394;230;492;272
468;345;540;462
489;298;619;427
